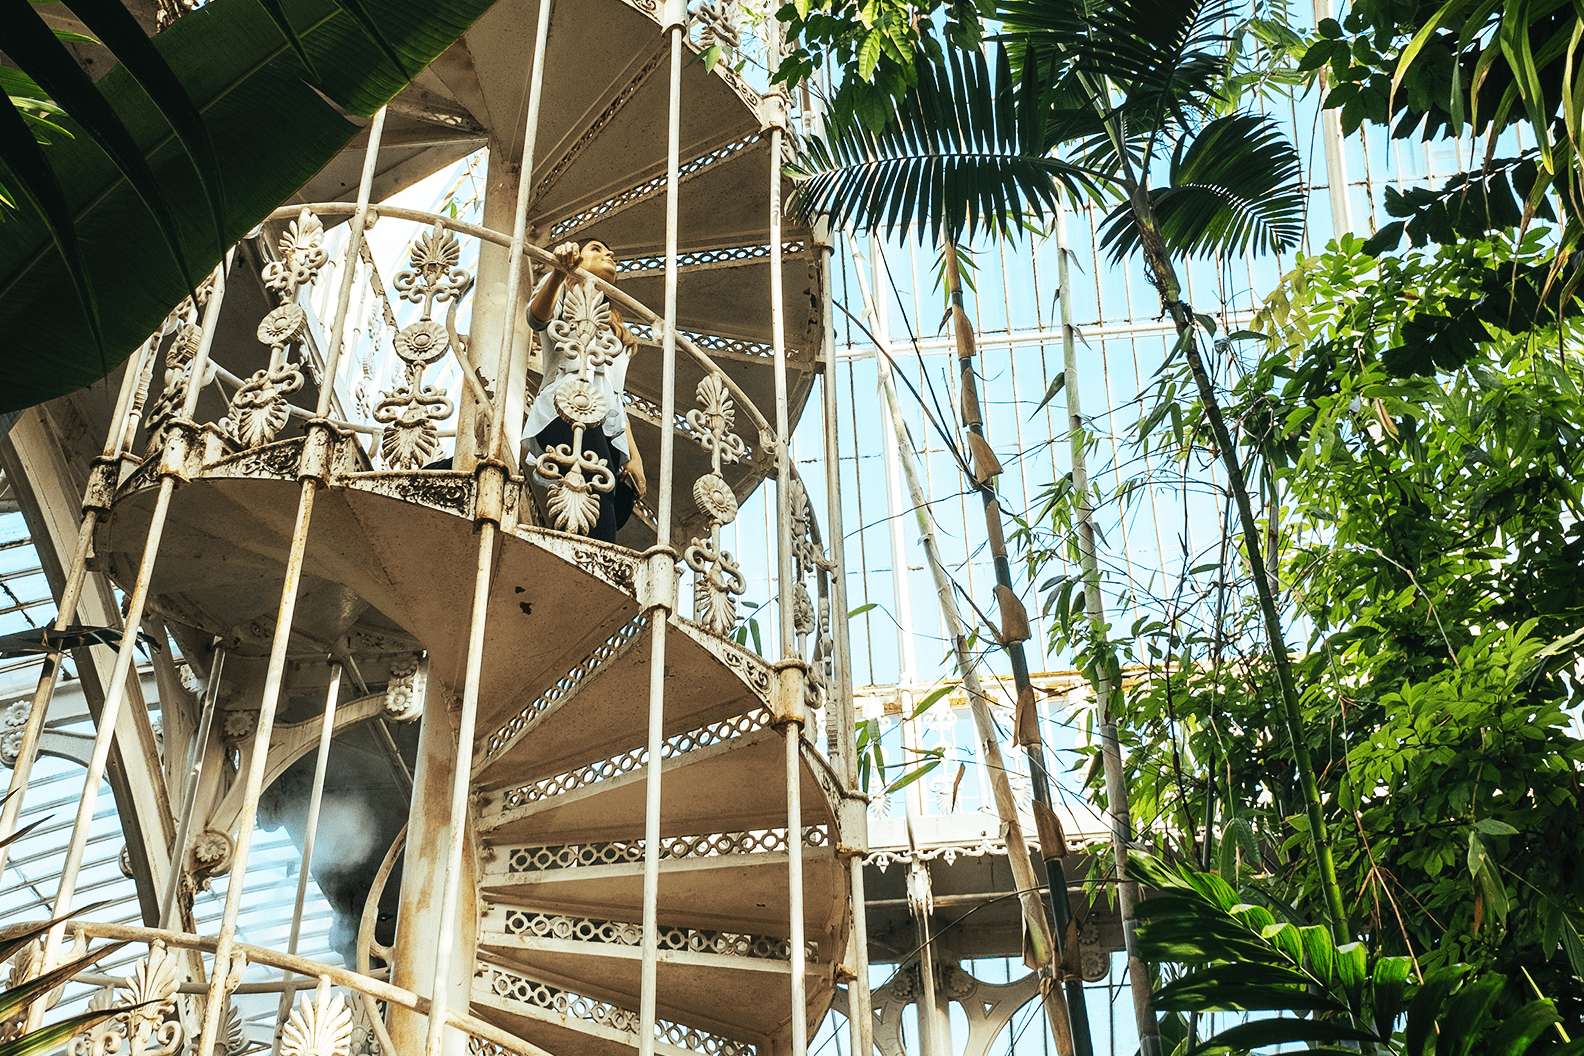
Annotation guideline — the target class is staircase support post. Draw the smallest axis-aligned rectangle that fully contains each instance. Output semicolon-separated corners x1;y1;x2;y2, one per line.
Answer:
0;333;150;885
421;0;557;1042
195;105;388;1056
393;668;479;1056
637;3;686;1053
814;223;872;1055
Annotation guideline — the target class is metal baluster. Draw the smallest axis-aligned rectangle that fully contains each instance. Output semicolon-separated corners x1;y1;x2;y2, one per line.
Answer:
30;252;233;1032
194;106;387;1056
271;662;344;1055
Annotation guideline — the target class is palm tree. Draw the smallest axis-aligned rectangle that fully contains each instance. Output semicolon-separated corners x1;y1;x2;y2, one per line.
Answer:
788;0;1347;1043
0;0;497;413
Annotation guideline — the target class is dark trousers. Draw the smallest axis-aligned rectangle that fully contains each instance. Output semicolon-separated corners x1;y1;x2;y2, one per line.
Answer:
535;418;636;543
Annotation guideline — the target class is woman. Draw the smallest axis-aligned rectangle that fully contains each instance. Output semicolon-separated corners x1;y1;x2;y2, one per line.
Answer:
522;239;646;543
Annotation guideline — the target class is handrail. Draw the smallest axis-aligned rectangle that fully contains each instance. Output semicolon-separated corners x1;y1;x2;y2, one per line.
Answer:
38;919;554;1056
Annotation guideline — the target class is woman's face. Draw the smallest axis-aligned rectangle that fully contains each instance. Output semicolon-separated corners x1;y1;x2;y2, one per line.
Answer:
579;241;618;282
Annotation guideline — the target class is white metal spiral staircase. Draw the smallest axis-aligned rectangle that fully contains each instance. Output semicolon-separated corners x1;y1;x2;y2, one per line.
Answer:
0;1;865;1054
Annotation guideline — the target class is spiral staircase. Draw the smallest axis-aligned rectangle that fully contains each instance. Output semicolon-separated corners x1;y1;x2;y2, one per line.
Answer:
2;0;860;1054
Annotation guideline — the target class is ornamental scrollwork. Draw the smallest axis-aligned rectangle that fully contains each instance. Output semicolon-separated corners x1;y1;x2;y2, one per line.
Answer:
69;941;185;1056
0;700;28;767
280;986;354;1056
221;364;305;449
537;283;625;534
262;213;330;300
684;375;748;633
227;207;328;451
383;655;427;722
376;224;470;469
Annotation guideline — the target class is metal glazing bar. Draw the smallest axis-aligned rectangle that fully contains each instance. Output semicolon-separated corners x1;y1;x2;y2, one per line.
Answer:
271;662;344;1055
30;253;233;1031
0;334;155;884
853;243;1074;1056
817;230;871;1056
1057;206;1160;1056
158;642;226;929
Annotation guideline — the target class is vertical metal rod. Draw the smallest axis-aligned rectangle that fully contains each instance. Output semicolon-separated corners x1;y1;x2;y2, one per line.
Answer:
0;336;153;883
853;245;1074;1056
270;662;344;1054
423;3;551;1042
1057;207;1158;1056
486;0;555;464
764;23;808;1051
31;255;232;1029
421;522;496;1056
196;481;317;1049
785;716;808;1055
157;643;227;930
639;13;684;1055
816;232;871;1055
1311;0;1354;235
845;856;872;1055
197;107;387;1056
317;107;388;419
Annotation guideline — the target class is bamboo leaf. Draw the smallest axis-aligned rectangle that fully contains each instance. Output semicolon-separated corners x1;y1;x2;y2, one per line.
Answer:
0;1007;121;1056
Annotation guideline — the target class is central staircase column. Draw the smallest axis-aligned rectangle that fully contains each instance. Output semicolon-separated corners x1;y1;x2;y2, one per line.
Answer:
390;679;479;1056
456;144;534;472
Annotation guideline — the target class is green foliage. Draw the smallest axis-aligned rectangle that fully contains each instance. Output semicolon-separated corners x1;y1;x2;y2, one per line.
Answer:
1036;230;1584;1023
787;44;1096;243
772;0;995;131
0;0;496;413
788;0;1310;262
1303;0;1584;284
1132;853;1583;1054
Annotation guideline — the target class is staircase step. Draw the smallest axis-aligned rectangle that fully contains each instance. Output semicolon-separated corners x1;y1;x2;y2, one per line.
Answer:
474;961;760;1056
474;618;770;785
477;909;820;1039
476;714;841;843
480;827;839;937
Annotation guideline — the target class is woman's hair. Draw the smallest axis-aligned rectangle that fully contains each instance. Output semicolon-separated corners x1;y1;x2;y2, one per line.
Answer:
606;303;640;353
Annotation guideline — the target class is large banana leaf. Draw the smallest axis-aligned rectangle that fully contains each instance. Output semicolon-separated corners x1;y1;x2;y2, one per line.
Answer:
0;0;496;412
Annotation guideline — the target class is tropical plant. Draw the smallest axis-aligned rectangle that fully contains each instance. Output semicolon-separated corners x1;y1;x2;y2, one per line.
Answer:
786;0;1348;946
1037;230;1584;1023
1132;853;1583;1054
0;809;131;1054
1302;0;1584;293
0;0;496;412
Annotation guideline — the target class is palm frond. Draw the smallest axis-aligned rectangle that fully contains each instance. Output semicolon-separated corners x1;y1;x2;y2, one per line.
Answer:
1002;0;1240;137
788;44;1098;244
1097;113;1304;260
